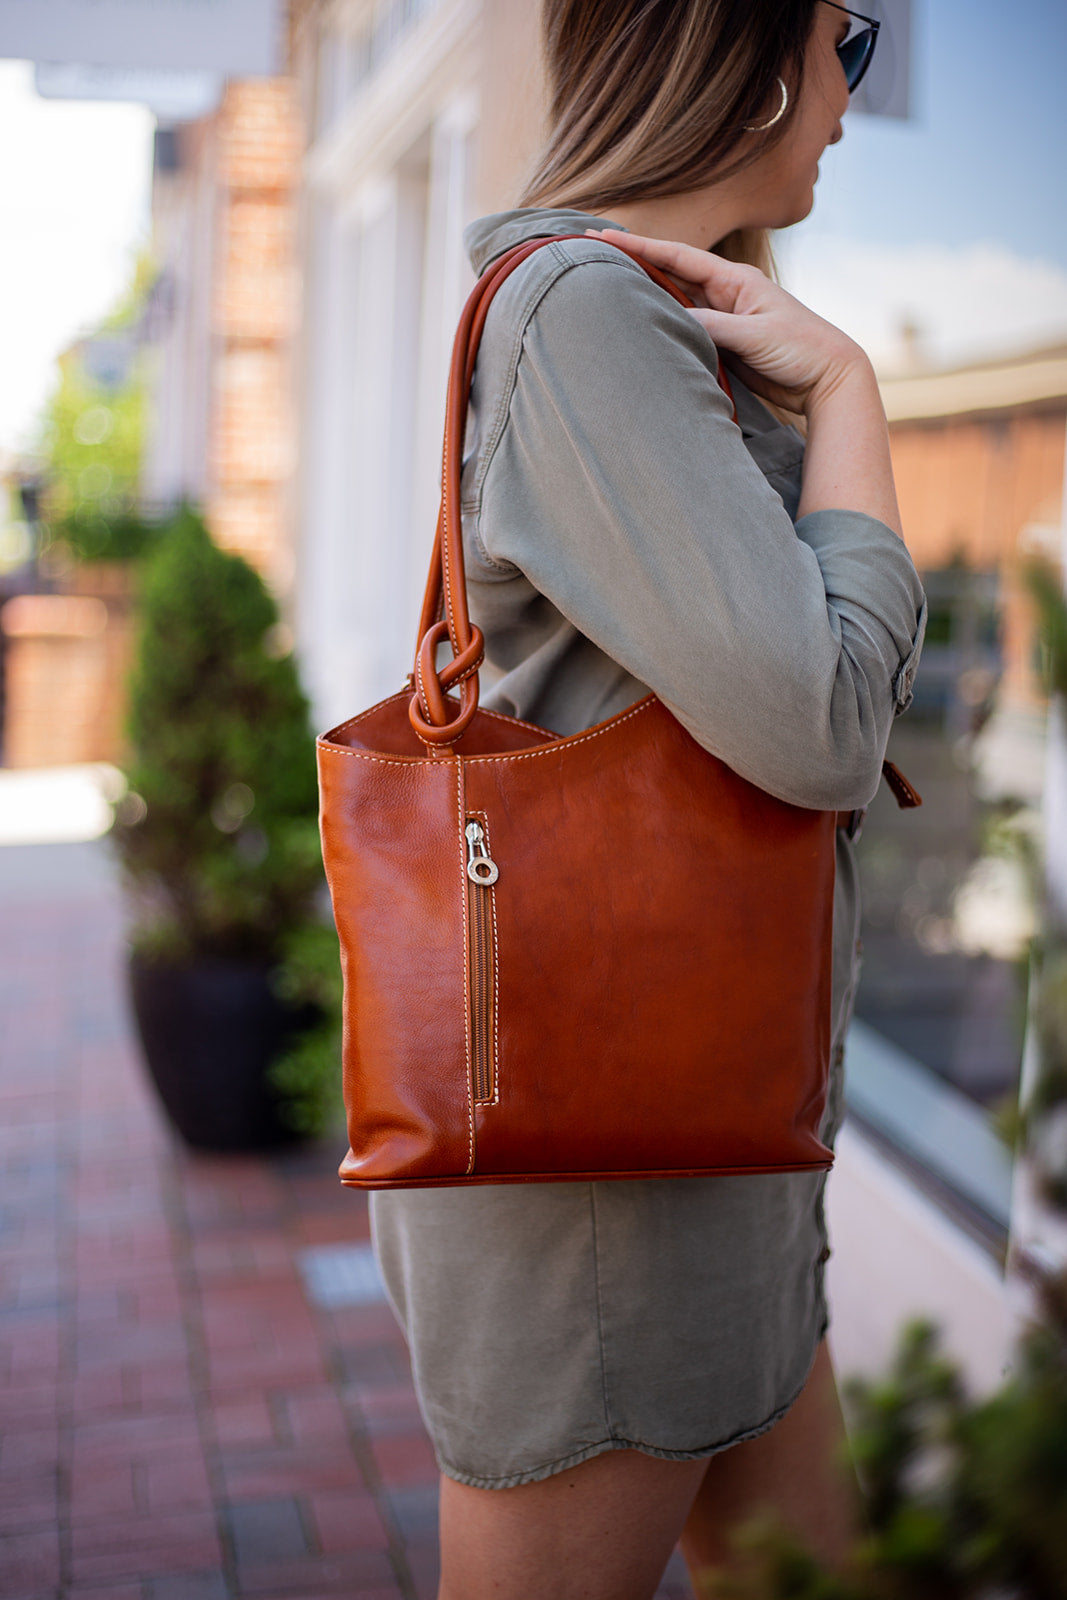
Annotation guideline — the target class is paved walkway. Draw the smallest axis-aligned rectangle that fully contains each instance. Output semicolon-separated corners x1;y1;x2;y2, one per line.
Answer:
0;839;693;1600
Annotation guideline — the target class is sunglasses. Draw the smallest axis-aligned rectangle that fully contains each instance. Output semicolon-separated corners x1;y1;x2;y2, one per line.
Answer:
821;0;881;93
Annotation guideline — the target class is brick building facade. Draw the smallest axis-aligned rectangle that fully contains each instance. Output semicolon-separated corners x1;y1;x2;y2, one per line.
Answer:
146;77;303;591
882;347;1067;711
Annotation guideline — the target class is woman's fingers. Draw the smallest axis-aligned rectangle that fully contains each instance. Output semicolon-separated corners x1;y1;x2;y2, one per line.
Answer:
587;226;864;413
586;228;753;306
685;307;787;375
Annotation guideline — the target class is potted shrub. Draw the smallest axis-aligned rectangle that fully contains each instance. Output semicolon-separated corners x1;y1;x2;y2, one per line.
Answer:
114;507;339;1149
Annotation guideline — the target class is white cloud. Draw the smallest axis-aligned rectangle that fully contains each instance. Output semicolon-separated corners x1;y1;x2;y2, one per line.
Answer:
777;233;1067;374
0;61;154;456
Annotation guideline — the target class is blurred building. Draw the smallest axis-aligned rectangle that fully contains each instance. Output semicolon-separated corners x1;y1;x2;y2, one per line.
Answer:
0;0;300;760
286;0;543;727
885;344;1067;716
145;79;304;592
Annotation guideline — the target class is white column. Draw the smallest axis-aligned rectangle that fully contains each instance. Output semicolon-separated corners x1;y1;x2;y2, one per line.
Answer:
1045;412;1067;923
408;96;478;631
343;170;429;708
294;193;363;731
142;145;217;511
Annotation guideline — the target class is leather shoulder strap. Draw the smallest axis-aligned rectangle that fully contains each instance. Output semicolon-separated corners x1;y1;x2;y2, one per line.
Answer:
408;233;733;747
405;235;923;817
882;759;921;808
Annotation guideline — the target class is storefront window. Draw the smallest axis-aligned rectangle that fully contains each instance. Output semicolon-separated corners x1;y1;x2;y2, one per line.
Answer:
850;556;1038;1244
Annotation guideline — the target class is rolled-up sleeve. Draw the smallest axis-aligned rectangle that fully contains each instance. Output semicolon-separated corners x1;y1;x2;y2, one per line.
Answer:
477;248;927;811
796;509;927;717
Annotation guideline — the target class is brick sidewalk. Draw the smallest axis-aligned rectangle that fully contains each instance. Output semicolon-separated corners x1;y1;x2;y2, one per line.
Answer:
0;841;693;1600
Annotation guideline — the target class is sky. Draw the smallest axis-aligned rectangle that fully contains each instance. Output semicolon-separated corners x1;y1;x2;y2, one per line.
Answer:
780;0;1067;368
1;0;1067;456
0;60;153;457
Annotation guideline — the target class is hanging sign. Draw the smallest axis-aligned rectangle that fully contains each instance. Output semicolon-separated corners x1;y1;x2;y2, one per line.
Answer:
850;0;912;120
34;63;224;117
0;0;282;77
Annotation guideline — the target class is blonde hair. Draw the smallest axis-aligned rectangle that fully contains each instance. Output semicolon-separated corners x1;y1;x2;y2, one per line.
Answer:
520;0;820;274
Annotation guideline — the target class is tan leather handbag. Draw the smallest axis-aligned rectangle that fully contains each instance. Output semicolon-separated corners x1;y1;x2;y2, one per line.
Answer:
317;236;919;1190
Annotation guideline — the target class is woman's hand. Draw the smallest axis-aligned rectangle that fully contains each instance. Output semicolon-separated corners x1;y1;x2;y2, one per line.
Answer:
586;227;904;537
587;228;869;418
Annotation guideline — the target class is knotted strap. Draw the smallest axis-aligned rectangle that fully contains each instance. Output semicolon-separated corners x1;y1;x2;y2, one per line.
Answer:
408;235;736;747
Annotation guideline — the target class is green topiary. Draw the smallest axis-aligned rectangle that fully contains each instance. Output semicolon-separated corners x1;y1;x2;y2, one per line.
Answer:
113;508;344;1137
269;919;345;1135
115;507;322;964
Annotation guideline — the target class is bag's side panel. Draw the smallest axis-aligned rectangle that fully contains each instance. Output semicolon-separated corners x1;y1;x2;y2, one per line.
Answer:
317;744;474;1182
463;700;835;1178
321;692;557;759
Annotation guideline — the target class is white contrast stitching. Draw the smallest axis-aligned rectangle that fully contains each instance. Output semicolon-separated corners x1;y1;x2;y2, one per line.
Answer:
463;699;653;764
319;697;656;764
480;706;551;735
457;767;476;1175
489;870;500;1108
318;694;553;753
441;416;456;640
466;807;500;1108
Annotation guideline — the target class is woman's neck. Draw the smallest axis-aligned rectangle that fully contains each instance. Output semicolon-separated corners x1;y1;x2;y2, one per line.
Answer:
606;189;744;252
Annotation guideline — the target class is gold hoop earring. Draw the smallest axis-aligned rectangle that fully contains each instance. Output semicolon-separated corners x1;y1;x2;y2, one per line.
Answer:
745;77;789;133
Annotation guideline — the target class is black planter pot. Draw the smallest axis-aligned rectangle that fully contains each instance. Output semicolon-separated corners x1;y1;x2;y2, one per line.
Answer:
128;952;312;1151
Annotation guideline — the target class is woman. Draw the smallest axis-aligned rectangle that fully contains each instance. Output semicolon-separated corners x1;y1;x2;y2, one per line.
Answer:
371;2;927;1595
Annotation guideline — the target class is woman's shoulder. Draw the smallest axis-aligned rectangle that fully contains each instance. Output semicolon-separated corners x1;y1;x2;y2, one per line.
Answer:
472;239;725;452
463;212;713;368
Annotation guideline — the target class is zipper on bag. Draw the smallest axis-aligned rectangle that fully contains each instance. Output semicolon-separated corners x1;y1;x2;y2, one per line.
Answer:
464;818;498;1104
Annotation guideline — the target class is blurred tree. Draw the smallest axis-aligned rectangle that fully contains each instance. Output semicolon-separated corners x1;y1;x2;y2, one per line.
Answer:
36;255;154;534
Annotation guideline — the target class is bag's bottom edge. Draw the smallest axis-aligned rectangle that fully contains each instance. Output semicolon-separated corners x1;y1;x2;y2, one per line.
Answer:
340;1159;834;1188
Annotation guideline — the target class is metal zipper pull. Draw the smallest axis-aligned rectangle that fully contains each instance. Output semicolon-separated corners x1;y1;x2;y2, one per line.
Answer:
465;820;499;885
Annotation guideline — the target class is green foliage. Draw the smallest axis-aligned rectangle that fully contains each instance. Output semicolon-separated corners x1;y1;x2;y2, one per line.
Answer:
115;508;322;966
1039;943;1067;1066
1026;558;1067;702
57;505;165;564
695;1317;1067;1600
844;1322;964;1534
38;341;146;530
40;359;144;524
268;920;346;1136
1023;950;1067;1209
34;254;155;543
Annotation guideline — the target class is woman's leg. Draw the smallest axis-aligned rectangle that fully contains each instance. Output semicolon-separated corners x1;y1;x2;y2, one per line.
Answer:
438;1448;708;1600
680;1340;862;1588
437;1340;858;1600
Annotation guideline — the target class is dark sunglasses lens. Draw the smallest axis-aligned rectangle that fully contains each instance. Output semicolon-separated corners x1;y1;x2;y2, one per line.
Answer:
837;27;876;92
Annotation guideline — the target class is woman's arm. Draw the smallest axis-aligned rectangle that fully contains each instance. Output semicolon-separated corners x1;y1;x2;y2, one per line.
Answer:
473;243;924;811
799;363;901;532
590;230;904;536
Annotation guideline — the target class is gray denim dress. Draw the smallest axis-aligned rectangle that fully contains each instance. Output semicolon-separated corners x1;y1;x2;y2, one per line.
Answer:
371;208;927;1490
